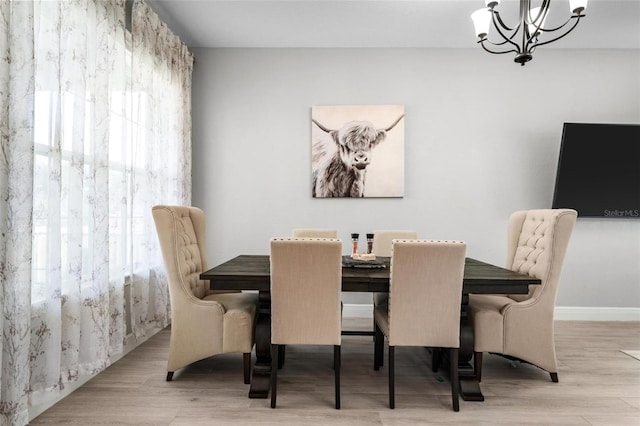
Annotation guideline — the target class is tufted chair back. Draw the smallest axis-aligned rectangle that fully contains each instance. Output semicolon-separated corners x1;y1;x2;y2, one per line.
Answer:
155;205;209;301
153;205;236;305
506;209;577;304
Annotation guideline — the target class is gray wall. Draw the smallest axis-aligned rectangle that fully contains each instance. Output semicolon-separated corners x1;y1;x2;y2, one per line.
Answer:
190;47;640;309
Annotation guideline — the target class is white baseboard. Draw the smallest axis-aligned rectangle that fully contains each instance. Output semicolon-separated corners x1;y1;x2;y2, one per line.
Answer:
343;303;375;318
554;306;640;321
342;303;640;322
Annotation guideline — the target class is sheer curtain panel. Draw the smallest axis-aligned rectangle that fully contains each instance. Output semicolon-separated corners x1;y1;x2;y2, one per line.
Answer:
0;1;193;424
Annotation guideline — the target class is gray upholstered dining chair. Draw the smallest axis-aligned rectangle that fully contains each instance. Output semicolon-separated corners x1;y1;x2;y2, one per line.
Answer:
292;228;338;238
374;239;466;411
371;230;418;309
152;205;258;382
469;208;577;383
270;237;343;409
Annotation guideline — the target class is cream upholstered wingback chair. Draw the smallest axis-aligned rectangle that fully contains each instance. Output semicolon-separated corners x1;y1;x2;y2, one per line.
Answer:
270;238;343;409
371;230;417;308
469;209;577;383
152;205;258;382
292;228;338;238
374;240;466;411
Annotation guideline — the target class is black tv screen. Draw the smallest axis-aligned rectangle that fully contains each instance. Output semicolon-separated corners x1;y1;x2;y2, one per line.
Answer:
552;123;640;218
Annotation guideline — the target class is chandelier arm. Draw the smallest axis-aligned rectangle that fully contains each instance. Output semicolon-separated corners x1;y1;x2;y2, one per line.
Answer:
527;0;551;25
528;15;582;50
483;38;515;47
479;40;519;55
524;1;551;47
526;1;544;26
493;10;517;32
490;10;522;52
537;14;583;33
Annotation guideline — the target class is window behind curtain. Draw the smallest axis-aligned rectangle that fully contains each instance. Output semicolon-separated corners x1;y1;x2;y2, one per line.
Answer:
31;27;147;304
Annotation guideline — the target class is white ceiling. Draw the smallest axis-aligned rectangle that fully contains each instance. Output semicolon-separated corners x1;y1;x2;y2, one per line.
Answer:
147;0;640;49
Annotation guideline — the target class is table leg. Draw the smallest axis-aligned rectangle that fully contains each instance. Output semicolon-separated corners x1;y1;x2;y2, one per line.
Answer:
248;290;271;398
458;294;484;401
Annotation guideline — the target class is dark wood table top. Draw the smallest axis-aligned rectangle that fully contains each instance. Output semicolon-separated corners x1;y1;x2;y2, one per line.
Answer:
201;255;540;295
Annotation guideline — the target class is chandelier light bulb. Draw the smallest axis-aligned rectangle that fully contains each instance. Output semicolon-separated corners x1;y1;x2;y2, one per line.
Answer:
471;8;492;39
569;0;588;14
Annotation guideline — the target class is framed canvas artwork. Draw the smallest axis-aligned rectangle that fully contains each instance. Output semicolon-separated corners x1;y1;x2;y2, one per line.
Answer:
311;104;405;198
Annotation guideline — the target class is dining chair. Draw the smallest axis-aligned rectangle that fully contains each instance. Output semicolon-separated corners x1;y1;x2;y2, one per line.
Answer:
152;205;258;382
270;237;343;409
374;239;466;411
469;208;577;383
292;228;338;238
370;230;418;309
276;229;338;366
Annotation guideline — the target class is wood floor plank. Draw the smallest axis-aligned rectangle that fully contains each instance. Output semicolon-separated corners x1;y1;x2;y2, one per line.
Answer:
30;319;640;425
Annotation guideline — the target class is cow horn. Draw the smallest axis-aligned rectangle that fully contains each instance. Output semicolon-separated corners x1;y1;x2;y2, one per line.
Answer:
383;114;405;132
313;115;404;133
312;119;334;133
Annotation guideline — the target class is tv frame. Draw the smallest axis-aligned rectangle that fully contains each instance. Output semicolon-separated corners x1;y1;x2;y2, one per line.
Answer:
551;122;640;219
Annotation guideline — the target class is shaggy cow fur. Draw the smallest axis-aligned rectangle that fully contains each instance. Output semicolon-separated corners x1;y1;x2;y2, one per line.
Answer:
312;116;403;197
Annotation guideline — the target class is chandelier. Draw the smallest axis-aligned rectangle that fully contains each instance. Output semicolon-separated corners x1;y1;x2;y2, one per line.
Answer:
471;0;588;65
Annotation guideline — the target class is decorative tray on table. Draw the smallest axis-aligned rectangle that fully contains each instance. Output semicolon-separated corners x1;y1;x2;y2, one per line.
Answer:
341;254;388;269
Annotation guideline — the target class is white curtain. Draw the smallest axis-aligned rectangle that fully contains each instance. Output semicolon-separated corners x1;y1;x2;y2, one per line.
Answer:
0;1;193;424
130;0;193;337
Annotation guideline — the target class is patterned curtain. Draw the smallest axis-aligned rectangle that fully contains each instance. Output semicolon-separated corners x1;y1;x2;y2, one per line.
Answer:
130;0;193;337
0;1;193;424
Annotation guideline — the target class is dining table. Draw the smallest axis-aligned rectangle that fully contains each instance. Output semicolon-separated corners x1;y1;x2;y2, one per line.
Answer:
200;255;541;402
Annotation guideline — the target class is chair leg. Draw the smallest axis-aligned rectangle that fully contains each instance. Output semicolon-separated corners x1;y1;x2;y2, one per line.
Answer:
550;372;559;383
474;351;483;383
334;345;341;409
432;347;441;372
243;352;251;384
278;345;285;369
372;315;377;342
166;371;174;381
450;348;460;412
374;321;384;370
271;344;278;408
389;345;395;409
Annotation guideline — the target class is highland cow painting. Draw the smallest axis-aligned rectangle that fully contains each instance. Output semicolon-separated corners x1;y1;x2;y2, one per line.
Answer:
311;105;405;198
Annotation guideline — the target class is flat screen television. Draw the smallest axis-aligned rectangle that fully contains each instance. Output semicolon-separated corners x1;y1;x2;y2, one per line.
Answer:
552;123;640;218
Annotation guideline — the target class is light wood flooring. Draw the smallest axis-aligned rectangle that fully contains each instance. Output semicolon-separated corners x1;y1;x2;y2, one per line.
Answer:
30;319;640;425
